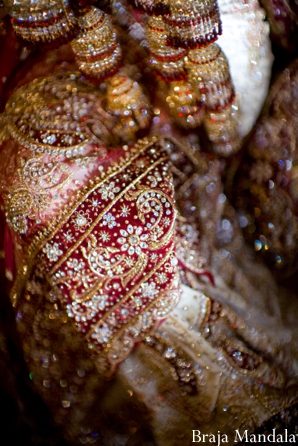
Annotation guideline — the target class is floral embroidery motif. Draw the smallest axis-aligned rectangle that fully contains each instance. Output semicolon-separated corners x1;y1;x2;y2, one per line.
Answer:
42;242;63;262
120;204;130;217
15;138;179;372
72;210;92;232
0;74;110;234
98;181;120;201
5;156;72;234
102;212;117;229
141;282;158;298
99;231;110;243
117;225;149;255
63;230;75;243
90;198;100;210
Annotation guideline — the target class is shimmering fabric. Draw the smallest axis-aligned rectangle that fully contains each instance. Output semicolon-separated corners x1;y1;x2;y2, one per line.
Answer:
233;59;298;275
260;0;298;53
217;0;273;137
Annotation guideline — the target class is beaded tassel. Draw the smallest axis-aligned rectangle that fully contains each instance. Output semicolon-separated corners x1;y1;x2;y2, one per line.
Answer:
145;15;202;127
146;15;187;82
186;43;235;111
164;0;222;49
185;42;239;154
71;6;122;82
71;6;151;142
3;0;78;48
203;106;239;155
106;75;152;142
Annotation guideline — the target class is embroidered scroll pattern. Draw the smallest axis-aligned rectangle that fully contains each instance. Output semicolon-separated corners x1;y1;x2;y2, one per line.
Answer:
0;74;114;234
17;139;179;372
5;156;72;234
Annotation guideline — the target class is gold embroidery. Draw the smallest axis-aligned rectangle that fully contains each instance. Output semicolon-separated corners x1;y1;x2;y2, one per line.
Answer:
6;155;72;233
125;186;177;250
134;333;212;423
80;234;148;290
45;153;170;278
103;285;181;372
10;136;179;373
0;73;115;234
9;137;158;306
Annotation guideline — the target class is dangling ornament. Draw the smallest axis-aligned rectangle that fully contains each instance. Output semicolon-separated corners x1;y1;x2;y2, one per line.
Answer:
186;43;235;111
146;15;187;82
166;81;205;128
71;6;122;82
203;106;240;156
185;43;240;155
164;0;222;49
3;0;78;48
106;74;152;143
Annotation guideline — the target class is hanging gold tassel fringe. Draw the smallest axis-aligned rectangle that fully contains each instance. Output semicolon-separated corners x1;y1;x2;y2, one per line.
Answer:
128;0;170;15
186;43;235;111
164;0;222;49
71;6;122;82
146;15;187;82
4;0;78;48
106;74;152;143
203;106;240;156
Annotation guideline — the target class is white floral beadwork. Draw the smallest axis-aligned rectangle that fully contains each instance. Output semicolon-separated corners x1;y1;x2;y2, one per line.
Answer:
99;231;110;242
90;198;99;210
117;224;149;255
66;258;85;272
42;242;63;262
102;212;116;229
92;323;111;344
98;181;120;201
63;230;75;243
120;204;130;217
141;282;158;298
